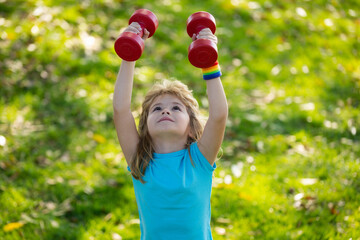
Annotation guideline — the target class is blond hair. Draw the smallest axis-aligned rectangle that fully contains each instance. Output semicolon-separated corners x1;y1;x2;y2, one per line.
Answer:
130;80;204;183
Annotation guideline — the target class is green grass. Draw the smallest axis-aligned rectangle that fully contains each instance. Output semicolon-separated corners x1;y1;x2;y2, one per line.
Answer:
1;0;359;239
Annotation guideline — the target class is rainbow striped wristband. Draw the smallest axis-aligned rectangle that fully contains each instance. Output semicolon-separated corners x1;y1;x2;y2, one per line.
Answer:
202;61;222;80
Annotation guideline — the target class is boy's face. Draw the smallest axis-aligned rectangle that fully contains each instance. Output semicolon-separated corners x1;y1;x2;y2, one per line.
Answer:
147;94;191;140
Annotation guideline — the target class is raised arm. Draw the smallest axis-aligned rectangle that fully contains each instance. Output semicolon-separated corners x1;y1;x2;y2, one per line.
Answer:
196;29;228;165
113;23;149;166
113;60;139;165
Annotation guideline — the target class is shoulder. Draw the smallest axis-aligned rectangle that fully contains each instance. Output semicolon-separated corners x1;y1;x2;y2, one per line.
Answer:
189;142;216;173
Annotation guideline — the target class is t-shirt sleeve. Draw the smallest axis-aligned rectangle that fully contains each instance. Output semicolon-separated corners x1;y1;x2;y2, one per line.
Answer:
127;165;131;172
190;142;217;173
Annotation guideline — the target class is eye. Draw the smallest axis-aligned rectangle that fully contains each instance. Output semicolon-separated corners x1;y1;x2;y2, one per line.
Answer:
153;106;161;112
173;106;181;111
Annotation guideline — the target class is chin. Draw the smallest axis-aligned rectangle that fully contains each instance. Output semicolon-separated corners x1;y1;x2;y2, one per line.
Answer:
150;128;187;138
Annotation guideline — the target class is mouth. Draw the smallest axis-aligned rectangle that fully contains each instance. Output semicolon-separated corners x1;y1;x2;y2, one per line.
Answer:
158;117;174;122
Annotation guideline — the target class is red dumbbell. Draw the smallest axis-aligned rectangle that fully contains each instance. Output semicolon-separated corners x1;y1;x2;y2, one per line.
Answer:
114;9;158;61
186;11;218;68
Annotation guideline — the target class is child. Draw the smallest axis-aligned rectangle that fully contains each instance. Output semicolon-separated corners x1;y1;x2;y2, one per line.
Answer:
113;22;228;240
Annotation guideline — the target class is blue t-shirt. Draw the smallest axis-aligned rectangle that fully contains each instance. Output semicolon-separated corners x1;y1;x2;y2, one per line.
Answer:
127;142;216;240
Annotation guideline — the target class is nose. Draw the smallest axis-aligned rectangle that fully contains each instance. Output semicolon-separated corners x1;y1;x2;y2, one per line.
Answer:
162;108;170;115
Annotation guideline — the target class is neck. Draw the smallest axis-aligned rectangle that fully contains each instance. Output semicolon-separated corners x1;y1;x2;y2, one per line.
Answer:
152;136;188;154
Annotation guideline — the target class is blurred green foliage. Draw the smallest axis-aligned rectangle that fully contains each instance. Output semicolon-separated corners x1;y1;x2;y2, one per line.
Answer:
0;0;359;239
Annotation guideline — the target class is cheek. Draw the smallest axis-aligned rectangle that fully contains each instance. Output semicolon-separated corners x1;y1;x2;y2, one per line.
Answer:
184;115;191;129
147;113;158;133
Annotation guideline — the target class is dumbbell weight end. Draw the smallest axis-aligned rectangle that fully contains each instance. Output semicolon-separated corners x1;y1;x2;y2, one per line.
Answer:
114;32;144;61
188;38;218;68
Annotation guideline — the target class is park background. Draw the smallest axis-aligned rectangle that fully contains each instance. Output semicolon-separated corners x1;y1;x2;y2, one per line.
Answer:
0;0;359;239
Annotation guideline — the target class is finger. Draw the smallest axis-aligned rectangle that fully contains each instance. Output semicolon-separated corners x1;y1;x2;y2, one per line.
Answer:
129;23;142;34
142;28;150;40
198;35;218;45
124;27;137;34
126;26;140;34
198;31;217;41
199;28;212;35
198;30;214;38
197;33;209;39
192;33;197;41
130;22;141;31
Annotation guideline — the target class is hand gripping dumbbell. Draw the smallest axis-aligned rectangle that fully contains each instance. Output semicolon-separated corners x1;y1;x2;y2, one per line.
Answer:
186;11;218;68
114;9;158;61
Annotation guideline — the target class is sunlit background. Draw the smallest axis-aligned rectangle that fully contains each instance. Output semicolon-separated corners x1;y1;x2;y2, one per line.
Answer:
1;0;359;239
